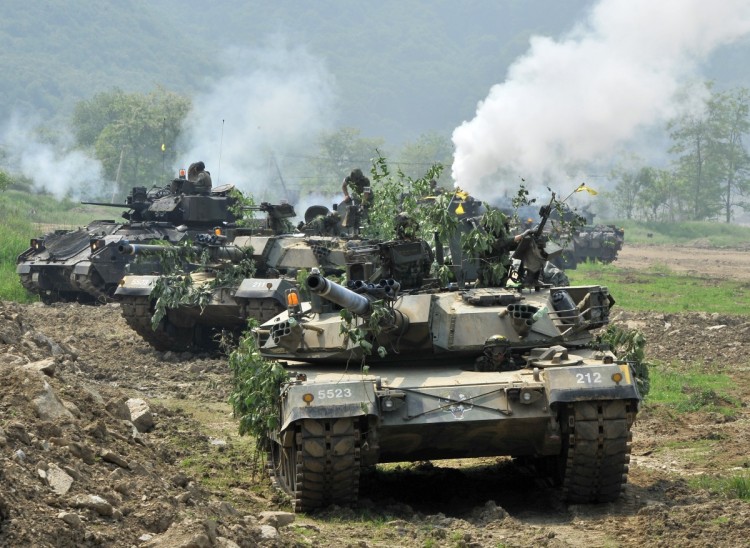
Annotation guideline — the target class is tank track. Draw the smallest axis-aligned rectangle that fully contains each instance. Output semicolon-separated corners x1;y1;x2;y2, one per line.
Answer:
118;296;192;351
561;399;635;503
269;418;361;512
75;272;112;304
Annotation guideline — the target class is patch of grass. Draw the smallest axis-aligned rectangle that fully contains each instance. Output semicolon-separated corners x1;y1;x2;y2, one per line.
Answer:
658;439;719;466
568;262;750;314
646;362;739;414
152;398;264;506
690;473;750;500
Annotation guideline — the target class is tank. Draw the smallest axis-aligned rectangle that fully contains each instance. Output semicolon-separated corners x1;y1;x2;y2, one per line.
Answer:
113;214;400;352
16;178;240;303
254;232;641;512
554;224;625;269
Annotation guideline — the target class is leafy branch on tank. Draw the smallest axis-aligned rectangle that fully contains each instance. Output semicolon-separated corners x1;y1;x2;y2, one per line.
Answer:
338;299;391;370
145;236;256;330
593;324;651;396
364;152;450;243
227;319;288;464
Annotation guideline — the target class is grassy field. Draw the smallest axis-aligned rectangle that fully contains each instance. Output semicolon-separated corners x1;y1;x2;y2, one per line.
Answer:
567;262;750;314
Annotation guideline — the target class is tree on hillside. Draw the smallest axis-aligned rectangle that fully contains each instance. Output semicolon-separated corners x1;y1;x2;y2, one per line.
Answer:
0;169;12;191
635;168;677;222
611;159;647;220
667;83;750;222
708;87;750;222
668;90;722;221
303;128;386;196
72;87;191;199
395;132;453;182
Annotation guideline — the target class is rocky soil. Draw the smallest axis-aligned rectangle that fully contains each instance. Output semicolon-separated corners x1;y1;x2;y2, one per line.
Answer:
1;244;749;547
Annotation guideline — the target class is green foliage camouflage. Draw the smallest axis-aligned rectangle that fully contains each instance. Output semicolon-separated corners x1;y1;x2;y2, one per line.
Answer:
596;324;651;397
228;321;288;451
148;240;256;330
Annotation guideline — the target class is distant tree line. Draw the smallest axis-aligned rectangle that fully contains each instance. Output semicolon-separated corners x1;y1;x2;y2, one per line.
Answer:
68;87;454;201
612;83;750;223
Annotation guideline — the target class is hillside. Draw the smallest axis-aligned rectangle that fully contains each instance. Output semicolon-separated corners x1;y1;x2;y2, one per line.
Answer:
0;0;601;142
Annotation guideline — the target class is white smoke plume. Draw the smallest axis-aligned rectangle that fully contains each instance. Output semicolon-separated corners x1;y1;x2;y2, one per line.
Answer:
1;115;105;200
178;38;338;208
451;0;750;199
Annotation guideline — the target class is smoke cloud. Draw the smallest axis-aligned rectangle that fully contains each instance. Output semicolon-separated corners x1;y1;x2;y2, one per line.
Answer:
178;38;338;206
451;0;750;199
1;115;105;200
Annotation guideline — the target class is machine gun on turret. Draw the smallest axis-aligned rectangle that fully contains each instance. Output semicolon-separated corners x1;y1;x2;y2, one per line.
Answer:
242;201;297;235
81;186;157;222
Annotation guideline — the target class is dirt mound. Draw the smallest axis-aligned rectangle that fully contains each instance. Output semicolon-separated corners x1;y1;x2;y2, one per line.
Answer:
1;298;748;547
0;301;294;547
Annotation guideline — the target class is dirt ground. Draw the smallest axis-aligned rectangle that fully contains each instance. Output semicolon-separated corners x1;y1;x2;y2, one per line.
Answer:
615;242;750;282
1;243;749;547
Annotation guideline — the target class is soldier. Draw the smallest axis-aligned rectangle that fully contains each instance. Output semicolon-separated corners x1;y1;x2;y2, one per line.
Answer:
475;218;526;288
187;161;212;195
394;211;419;240
341;168;372;231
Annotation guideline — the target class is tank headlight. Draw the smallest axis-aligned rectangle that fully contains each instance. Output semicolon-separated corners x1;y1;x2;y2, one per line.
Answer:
214;227;223;236
611;372;623;384
31;238;44;250
518;388;541;405
287;292;300;306
90;239;106;252
382;398;394;410
302;393;314;404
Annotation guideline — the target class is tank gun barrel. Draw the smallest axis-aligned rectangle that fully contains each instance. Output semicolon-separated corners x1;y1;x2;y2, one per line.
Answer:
118;242;199;256
82;201;136;209
118;241;248;262
307;274;372;316
242;201;296;219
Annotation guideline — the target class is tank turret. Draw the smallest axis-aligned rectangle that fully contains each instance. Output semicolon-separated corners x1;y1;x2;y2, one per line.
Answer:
17;177;242;304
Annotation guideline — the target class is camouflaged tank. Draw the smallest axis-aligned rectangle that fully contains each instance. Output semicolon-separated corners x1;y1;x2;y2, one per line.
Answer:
554;224;625;269
254;231;641;512
16;177;239;303
113;203;431;353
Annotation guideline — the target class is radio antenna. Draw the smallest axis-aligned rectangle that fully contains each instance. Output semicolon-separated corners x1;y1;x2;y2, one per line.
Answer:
217;119;225;185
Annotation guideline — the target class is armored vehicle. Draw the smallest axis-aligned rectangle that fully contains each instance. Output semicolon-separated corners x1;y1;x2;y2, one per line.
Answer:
554;224;625;269
254;213;640;512
16;178;240;303
114;213;413;351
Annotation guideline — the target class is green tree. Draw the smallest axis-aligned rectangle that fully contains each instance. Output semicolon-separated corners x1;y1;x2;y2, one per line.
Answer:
668;93;721;221
303;128;386;196
395;131;453;182
708;87;750;222
611;159;647;220
636;168;677;221
0;170;12;191
72;87;191;199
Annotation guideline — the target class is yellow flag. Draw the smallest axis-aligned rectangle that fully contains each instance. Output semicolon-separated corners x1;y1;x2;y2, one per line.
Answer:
575;183;598;195
455;203;465;214
161;143;166;152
